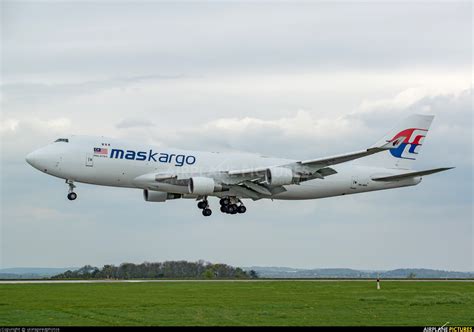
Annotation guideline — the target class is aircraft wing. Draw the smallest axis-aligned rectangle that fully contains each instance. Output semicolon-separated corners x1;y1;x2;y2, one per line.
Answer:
297;137;406;168
134;137;405;200
227;136;405;180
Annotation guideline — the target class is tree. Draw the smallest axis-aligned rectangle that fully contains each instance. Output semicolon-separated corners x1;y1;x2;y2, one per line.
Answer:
202;269;216;280
51;261;253;280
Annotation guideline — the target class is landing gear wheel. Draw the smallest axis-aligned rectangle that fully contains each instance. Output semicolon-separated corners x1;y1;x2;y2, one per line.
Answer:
67;192;77;201
220;206;228;213
229;204;238;215
202;208;212;217
238;205;246;214
66;179;77;201
197;201;207;209
220;198;230;206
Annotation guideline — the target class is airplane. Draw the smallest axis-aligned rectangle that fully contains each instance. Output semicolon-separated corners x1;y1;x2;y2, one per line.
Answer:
25;114;453;217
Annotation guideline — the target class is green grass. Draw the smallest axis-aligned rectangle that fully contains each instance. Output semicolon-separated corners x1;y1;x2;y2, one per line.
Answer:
0;281;473;326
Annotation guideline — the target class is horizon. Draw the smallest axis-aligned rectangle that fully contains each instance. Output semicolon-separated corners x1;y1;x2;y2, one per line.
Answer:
2;264;473;274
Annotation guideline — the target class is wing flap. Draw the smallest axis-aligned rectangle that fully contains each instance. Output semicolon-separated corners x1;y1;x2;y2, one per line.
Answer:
229;185;261;200
228;167;267;177
317;167;338;177
242;181;272;195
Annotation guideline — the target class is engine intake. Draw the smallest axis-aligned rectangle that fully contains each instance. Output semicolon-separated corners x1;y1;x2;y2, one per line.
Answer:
188;177;221;195
265;167;295;186
143;190;182;202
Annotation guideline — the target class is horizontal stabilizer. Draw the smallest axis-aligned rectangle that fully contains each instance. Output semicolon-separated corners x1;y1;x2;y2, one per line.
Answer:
372;167;454;182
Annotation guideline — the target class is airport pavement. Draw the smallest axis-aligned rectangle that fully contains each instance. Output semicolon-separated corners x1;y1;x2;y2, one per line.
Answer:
0;279;473;284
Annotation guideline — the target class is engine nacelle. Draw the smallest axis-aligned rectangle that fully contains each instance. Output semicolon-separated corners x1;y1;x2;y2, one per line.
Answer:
143;190;181;202
265;167;295;186
188;177;221;195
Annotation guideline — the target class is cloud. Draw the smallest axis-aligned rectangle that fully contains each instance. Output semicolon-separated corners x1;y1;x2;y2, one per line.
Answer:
45;118;71;130
0;119;19;133
13;206;70;221
153;110;364;159
2;2;471;79
356;86;468;114
1;74;188;106
0;117;72;137
1;2;471;270
149;87;471;161
203;110;355;139
116;118;155;129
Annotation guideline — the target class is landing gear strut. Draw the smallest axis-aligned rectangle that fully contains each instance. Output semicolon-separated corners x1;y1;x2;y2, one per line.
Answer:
66;179;77;201
197;198;212;217
219;197;246;215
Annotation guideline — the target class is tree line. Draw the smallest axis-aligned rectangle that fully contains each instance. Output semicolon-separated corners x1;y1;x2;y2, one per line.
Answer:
51;260;259;280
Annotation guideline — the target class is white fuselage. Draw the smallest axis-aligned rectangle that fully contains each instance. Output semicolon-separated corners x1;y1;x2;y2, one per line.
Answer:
26;135;420;201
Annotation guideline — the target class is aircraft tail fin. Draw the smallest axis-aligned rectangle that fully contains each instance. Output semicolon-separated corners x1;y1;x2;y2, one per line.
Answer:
362;114;435;169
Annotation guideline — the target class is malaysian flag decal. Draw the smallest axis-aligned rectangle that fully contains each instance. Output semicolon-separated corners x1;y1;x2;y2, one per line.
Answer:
94;147;108;155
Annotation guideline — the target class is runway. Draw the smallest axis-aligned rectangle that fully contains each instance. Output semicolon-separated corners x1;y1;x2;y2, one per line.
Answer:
1;279;472;284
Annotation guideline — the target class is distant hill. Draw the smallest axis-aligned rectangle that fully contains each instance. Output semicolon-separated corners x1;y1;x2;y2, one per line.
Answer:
2;266;473;279
244;267;474;279
0;267;77;279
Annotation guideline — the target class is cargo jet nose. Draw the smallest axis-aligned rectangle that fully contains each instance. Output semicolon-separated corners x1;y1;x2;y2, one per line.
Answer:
26;148;57;173
26;150;43;169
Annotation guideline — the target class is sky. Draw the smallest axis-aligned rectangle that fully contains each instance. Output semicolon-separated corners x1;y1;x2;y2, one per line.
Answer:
0;1;472;271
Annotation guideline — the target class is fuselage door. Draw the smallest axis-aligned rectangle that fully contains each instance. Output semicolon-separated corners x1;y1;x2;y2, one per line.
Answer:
350;176;368;190
350;176;358;190
85;154;94;167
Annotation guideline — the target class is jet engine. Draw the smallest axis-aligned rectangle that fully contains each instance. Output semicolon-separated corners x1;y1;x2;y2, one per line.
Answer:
265;167;296;186
143;190;182;202
188;177;222;195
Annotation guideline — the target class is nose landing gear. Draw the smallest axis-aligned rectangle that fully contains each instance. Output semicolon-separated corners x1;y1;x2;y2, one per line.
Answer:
66;179;77;201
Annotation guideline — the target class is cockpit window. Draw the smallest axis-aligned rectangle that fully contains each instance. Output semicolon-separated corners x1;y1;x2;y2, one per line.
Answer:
54;138;69;143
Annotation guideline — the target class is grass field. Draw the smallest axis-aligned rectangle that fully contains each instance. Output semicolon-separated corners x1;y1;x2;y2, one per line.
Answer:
0;281;473;326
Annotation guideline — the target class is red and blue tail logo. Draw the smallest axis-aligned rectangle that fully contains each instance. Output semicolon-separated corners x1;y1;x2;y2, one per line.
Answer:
389;128;427;160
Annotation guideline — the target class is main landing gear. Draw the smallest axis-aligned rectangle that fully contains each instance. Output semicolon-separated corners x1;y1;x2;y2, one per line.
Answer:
219;197;246;215
197;198;212;217
196;196;247;217
66;179;77;201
